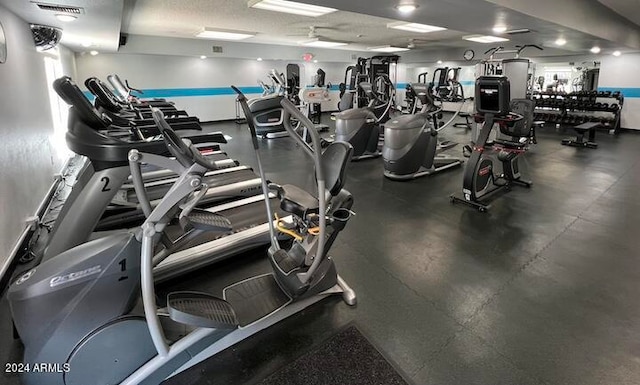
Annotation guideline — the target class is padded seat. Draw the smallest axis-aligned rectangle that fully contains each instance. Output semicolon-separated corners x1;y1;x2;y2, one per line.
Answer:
270;184;319;218
562;122;599;149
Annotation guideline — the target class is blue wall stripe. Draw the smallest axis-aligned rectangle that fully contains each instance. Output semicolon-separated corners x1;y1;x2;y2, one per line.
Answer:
81;83;635;100
82;86;266;100
598;87;640;98
131;86;264;98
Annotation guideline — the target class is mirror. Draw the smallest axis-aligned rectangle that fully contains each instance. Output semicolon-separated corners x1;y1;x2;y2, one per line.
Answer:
0;21;6;63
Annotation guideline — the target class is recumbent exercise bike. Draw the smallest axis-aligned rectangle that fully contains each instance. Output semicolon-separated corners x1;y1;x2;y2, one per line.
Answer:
450;76;535;212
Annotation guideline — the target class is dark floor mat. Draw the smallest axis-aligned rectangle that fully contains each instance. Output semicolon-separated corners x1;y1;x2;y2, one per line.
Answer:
256;325;411;385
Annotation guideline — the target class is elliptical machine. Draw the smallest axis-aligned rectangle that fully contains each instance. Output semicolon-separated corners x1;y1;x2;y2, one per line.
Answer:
450;76;535;212
334;76;395;160
8;94;356;385
383;83;463;180
250;69;289;139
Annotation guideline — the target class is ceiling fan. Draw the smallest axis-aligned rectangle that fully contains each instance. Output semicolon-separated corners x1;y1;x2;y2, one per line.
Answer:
406;38;433;49
287;25;339;38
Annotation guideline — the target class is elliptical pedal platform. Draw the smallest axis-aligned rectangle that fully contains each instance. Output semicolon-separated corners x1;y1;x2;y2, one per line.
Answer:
167;292;239;329
224;274;292;327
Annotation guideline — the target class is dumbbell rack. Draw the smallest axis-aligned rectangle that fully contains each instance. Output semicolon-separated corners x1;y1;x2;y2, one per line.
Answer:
532;90;624;134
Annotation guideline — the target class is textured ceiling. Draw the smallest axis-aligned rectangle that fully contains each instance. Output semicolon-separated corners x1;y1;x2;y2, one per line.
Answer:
2;0;638;56
121;0;466;50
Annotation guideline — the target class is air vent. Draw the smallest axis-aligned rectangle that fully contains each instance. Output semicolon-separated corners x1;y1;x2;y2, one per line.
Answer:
32;2;84;14
505;28;531;35
212;46;223;53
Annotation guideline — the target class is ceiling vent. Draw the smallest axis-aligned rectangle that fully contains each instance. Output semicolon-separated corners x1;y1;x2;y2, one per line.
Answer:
32;2;84;14
505;28;531;35
212;46;223;53
30;24;62;51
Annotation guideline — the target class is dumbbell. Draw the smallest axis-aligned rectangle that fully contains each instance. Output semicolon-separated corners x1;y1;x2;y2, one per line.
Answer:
612;91;621;98
609;104;619;112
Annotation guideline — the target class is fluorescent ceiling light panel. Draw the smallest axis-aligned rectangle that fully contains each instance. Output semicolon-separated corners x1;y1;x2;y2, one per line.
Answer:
301;38;347;47
196;28;255;40
493;26;507;33
590;46;601;54
248;0;337;17
463;35;509;43
368;45;410;53
387;21;446;33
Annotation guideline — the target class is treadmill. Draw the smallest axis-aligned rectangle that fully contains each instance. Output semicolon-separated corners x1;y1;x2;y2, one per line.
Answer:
53;77;258;214
107;73;175;108
85;77;202;131
36;77;289;281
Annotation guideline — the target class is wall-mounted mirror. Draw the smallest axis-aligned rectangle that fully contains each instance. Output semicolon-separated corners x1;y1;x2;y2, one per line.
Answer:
0;21;6;63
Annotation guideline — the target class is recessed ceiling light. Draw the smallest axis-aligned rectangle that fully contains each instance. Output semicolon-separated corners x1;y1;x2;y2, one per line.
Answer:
590;46;601;54
55;14;77;22
196;28;255;41
463;35;509;43
387;21;447;33
257;57;263;61
81;41;92;48
200;55;207;59
248;0;337;17
89;50;99;56
555;38;567;46
437;60;443;64
493;26;507;33
396;3;417;13
368;45;410;53
613;50;621;56
313;59;318;63
301;38;348;48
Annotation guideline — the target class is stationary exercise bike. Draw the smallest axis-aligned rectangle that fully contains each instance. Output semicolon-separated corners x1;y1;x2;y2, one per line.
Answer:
450;76;535;212
383;83;463;180
334;76;395;160
8;94;357;385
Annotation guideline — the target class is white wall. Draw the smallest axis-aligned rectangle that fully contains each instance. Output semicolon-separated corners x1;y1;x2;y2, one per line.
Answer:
0;5;75;277
598;53;640;130
75;53;410;121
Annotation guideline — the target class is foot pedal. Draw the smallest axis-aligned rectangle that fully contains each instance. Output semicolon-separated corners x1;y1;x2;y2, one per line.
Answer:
167;291;239;329
180;208;232;232
438;140;458;151
224;275;291;326
462;145;472;158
